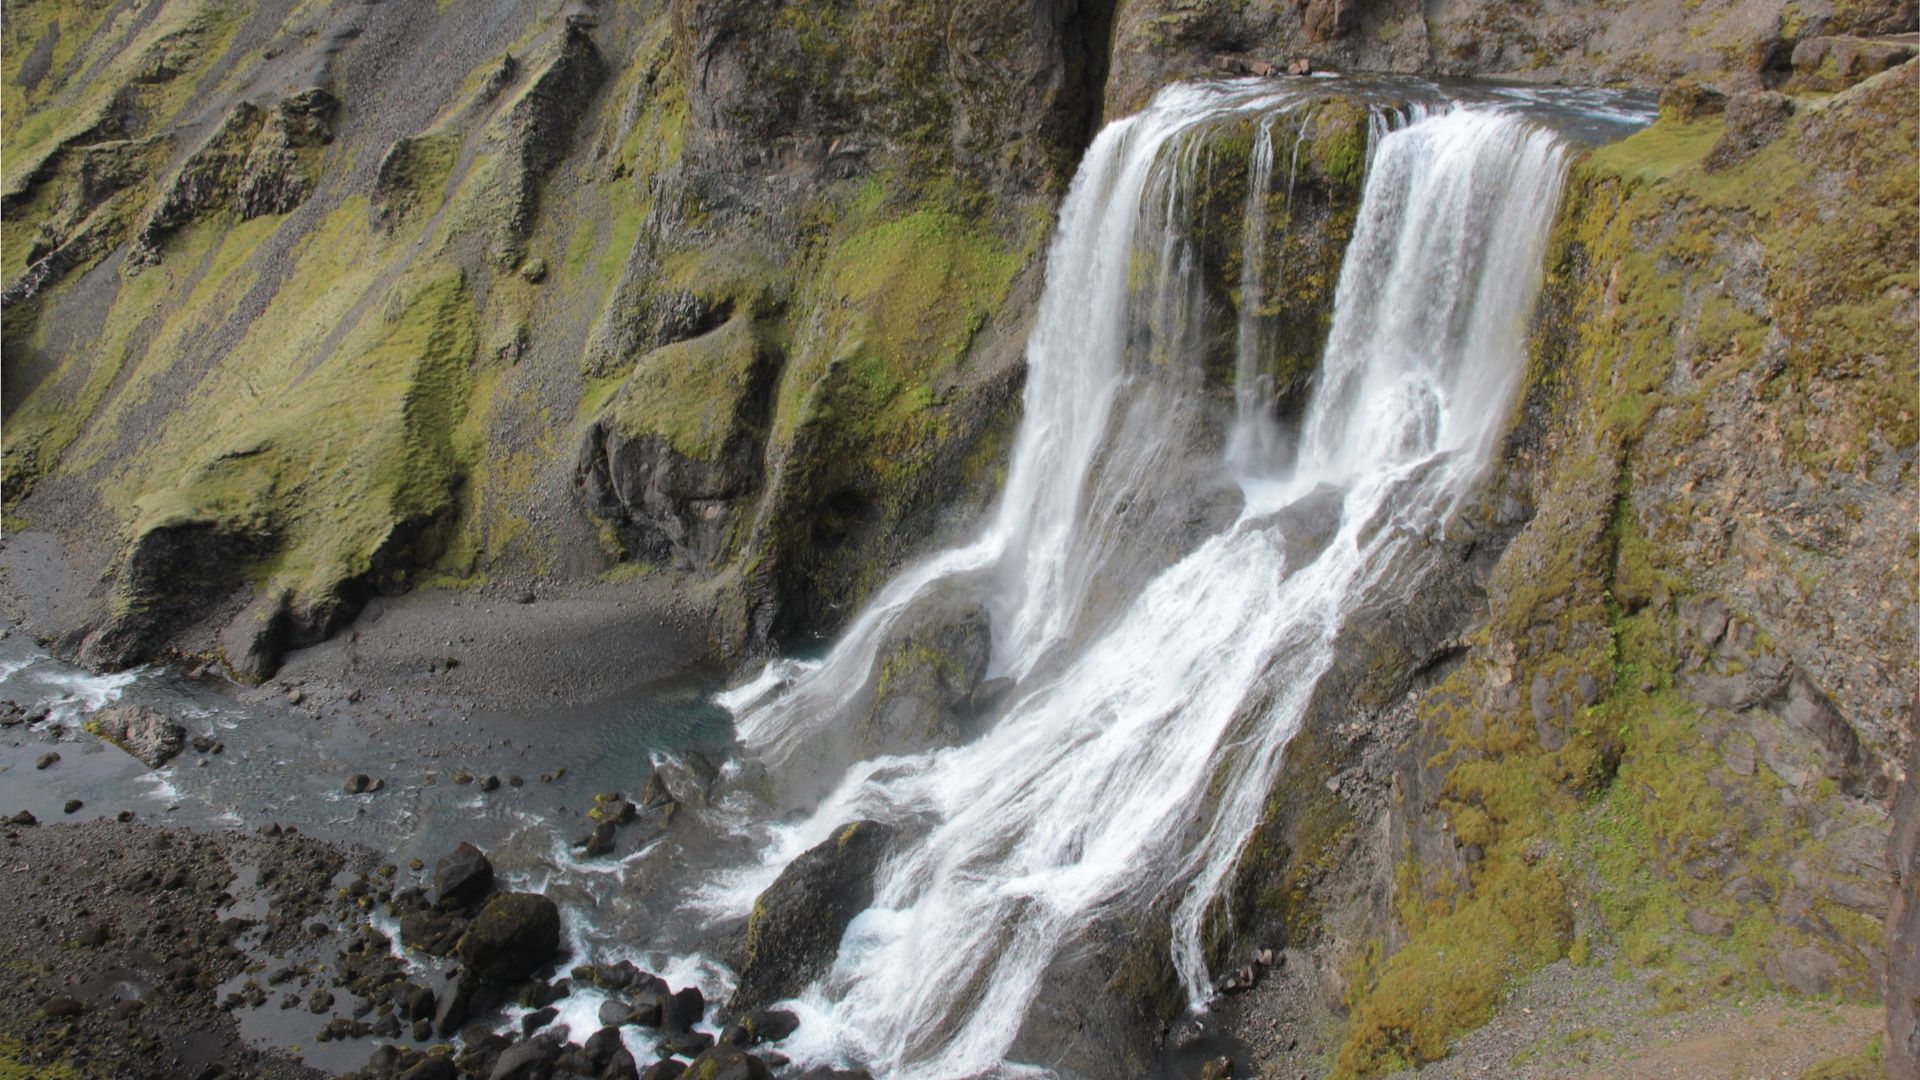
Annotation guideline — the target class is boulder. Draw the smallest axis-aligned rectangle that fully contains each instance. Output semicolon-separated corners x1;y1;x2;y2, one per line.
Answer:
434;971;478;1037
1704;91;1794;171
636;1058;683;1080
729;820;895;1013
87;703;186;767
434;842;495;908
488;1036;562;1080
457;892;562;983
860;591;993;757
678;1046;772;1080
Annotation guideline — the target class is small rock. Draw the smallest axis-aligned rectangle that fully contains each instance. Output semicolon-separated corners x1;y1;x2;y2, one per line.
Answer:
7;810;37;826
520;1006;558;1035
516;592;536;604
63;799;82;815
287;688;305;705
678;1046;771;1080
1200;1056;1233;1080
661;1029;715;1057
479;774;501;792
42;996;90;1017
35;752;59;770
345;773;372;795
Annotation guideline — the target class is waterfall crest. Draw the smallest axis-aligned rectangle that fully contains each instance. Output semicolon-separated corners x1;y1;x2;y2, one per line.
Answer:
712;80;1602;1078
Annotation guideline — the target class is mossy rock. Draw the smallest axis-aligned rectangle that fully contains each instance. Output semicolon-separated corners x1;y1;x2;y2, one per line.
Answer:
455;892;560;984
729;819;895;1014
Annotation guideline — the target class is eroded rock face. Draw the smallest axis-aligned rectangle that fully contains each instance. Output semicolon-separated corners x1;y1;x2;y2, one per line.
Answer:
86;704;187;768
729;820;895;1014
1889;739;1920;1076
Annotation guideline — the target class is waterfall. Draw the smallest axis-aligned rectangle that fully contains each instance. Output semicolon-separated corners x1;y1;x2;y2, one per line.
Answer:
710;81;1588;1078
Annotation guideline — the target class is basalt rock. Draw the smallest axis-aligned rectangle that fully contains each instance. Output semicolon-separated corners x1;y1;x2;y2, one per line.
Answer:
860;590;994;757
457;892;562;983
434;842;496;908
678;1046;773;1080
729;820;895;1014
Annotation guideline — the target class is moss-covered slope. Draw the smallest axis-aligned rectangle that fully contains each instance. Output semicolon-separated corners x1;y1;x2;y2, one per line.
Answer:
1;0;1110;678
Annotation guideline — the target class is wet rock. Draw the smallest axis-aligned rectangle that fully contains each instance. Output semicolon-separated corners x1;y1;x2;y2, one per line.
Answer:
403;982;436;1021
584;1026;625;1067
661;1029;715;1057
345;773;372;794
434;842;495;908
679;1046;773;1080
400;1056;460;1080
489;1036;563;1080
88;703;187;767
602;1048;644;1079
581;822;617;858
662;984;705;1031
860;591;993;756
729;820;895;1013
434;971;478;1037
724;1007;801;1047
457;892;561;983
588;796;638;825
521;1006;558;1035
479;774;502;793
598;998;636;1027
35;751;59;769
400;911;468;956
8;810;38;826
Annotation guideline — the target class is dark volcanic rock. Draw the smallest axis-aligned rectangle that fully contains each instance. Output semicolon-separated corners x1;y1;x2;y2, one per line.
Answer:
859;589;993;756
434;842;495;908
729;820;895;1013
488;1035;562;1080
457;892;561;983
679;1045;773;1080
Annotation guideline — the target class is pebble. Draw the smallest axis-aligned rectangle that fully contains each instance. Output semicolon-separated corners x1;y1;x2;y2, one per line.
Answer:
63;799;83;814
35;751;59;770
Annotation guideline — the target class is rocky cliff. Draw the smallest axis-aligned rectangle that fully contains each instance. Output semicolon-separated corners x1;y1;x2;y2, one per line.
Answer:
2;0;1110;679
3;1;1916;1077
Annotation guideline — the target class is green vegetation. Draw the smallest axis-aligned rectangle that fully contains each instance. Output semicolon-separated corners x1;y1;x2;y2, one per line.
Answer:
132;266;479;605
1330;67;1914;1076
604;313;775;461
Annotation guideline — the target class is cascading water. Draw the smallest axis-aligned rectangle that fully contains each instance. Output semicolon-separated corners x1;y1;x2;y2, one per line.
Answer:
698;80;1627;1078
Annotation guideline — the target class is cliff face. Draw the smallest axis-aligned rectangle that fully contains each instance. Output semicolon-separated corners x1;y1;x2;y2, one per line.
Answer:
3;2;1916;1076
1;0;1110;678
1202;59;1917;1078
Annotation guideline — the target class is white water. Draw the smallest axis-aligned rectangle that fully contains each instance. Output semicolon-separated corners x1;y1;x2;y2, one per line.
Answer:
714;82;1582;1077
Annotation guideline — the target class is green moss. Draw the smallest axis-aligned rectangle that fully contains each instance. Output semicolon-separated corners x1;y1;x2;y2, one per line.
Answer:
130;266;478;605
0;1036;78;1080
602;312;774;461
770;203;1020;451
1800;1034;1883;1079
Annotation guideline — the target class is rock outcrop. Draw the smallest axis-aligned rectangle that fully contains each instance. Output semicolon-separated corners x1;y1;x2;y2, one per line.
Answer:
729;820;895;1014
